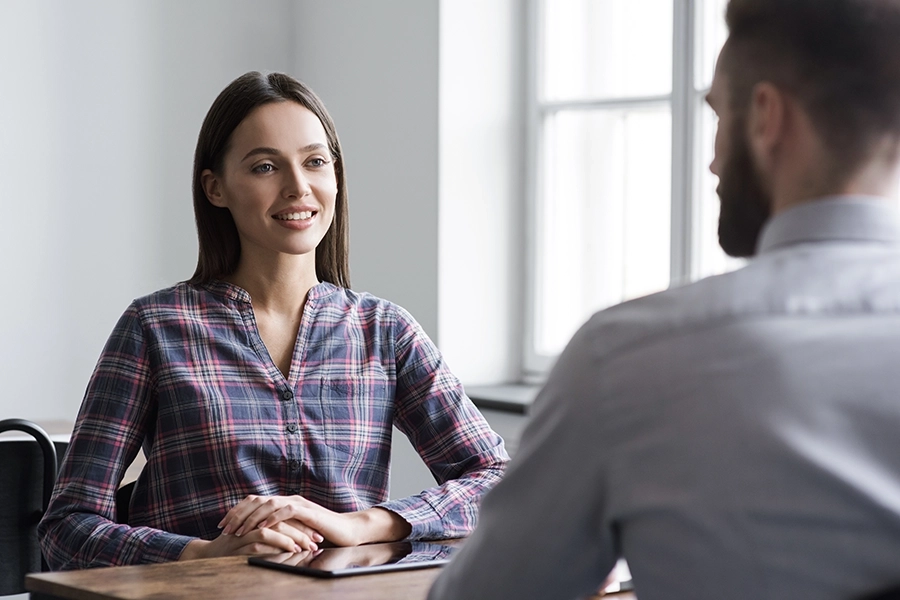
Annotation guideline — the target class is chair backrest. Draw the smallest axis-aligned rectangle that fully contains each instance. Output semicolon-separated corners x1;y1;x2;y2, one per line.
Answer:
0;418;60;596
116;480;137;524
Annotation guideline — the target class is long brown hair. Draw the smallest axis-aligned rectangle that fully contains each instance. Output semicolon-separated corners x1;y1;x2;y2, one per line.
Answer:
188;72;350;287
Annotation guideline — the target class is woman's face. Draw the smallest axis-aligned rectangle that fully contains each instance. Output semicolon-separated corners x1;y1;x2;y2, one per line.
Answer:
202;101;337;263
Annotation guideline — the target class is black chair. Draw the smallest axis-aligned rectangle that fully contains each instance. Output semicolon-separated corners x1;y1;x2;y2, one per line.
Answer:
0;418;59;596
116;479;137;524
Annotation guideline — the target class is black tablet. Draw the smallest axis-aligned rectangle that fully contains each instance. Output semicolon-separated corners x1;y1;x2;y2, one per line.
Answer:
248;541;455;578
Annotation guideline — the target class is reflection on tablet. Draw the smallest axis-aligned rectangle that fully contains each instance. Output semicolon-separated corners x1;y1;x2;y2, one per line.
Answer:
248;541;455;578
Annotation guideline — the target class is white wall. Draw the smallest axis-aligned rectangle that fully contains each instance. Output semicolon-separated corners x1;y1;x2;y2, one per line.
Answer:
0;0;295;420
438;0;525;384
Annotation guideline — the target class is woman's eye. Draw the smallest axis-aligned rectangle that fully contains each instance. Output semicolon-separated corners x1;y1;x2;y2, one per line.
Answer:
252;163;275;174
307;158;329;168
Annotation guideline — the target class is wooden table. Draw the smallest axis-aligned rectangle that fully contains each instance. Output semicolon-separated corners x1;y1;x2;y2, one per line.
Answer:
26;554;637;600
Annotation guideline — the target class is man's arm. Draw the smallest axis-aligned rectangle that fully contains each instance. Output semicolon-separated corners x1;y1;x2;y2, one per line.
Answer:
428;323;618;600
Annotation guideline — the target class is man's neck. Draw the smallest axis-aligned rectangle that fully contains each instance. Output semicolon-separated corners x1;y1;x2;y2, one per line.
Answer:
771;145;900;215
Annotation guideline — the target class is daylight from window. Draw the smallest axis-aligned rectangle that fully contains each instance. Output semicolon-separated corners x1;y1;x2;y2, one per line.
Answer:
532;0;733;359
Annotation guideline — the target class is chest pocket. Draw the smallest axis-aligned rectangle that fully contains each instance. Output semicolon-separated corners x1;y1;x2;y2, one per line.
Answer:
318;376;394;459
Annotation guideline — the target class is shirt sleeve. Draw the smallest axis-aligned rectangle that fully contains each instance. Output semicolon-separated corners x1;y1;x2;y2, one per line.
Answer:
39;304;194;569
375;306;509;540
427;321;618;600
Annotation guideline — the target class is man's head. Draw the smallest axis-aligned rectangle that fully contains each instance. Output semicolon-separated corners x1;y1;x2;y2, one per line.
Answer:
710;0;900;257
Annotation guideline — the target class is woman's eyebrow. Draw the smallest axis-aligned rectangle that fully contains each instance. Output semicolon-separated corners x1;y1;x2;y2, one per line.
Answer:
240;143;328;163
241;146;281;162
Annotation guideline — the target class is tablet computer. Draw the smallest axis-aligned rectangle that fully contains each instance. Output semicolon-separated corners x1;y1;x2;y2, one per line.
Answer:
248;541;455;578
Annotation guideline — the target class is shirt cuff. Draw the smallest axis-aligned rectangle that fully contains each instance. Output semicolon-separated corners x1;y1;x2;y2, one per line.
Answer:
376;495;447;541
125;528;196;564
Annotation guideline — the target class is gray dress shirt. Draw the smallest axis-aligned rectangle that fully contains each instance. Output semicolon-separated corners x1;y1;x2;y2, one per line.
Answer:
430;197;900;600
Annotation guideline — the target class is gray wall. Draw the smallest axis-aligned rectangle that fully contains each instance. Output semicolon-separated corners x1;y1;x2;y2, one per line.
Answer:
0;0;296;421
292;1;441;339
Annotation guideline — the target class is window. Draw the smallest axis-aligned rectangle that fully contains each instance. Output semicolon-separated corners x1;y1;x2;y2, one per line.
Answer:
525;0;738;376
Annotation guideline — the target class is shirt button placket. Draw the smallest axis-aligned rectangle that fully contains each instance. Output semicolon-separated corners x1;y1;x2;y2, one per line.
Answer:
280;386;301;491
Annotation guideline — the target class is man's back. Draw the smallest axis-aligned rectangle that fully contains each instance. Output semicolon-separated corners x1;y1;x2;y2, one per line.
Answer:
600;199;900;599
430;198;900;600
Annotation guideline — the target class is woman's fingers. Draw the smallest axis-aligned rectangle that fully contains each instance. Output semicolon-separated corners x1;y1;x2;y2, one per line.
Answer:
206;526;299;557
234;526;305;555
221;495;324;538
270;520;323;551
219;494;266;534
234;500;282;536
221;495;291;536
218;495;333;546
257;503;309;530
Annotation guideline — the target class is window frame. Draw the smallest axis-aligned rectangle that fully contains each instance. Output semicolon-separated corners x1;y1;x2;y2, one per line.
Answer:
523;0;708;379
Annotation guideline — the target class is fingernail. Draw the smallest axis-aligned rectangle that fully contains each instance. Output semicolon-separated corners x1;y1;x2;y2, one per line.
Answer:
258;520;267;529
222;525;232;535
294;545;303;553
217;521;225;529
235;528;244;537
314;534;324;543
310;543;318;552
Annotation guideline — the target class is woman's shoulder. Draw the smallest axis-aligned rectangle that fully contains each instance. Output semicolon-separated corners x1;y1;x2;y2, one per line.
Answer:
313;282;416;325
129;281;240;316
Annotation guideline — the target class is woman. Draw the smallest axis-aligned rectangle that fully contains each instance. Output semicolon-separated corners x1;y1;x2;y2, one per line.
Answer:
39;72;508;569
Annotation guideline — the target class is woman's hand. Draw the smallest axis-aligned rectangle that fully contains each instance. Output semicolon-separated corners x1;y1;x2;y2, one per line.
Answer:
179;519;322;560
218;494;411;547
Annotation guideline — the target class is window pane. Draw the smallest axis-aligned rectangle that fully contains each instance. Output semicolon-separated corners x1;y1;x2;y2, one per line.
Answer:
541;0;673;102
695;0;729;90
694;99;745;277
536;107;672;356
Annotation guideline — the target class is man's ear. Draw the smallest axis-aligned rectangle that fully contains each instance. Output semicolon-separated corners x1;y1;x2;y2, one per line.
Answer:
746;81;787;171
201;169;227;208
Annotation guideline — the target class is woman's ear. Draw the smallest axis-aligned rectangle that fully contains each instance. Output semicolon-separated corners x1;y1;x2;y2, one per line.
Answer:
201;169;227;208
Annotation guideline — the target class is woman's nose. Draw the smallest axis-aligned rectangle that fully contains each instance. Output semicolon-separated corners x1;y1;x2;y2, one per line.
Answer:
284;166;312;198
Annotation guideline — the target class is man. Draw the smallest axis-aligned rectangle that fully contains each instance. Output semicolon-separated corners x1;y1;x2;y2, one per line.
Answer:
428;1;900;599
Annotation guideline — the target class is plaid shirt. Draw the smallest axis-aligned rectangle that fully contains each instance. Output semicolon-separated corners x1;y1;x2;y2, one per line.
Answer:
39;281;508;570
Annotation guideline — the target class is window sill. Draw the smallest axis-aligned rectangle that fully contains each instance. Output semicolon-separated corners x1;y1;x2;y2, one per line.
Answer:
465;383;540;415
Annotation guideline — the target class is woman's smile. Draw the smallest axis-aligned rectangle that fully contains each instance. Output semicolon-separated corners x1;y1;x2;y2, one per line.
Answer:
273;206;319;230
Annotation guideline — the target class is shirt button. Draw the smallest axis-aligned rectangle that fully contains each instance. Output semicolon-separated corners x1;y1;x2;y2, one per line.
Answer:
286;423;299;434
281;390;294;401
288;459;301;471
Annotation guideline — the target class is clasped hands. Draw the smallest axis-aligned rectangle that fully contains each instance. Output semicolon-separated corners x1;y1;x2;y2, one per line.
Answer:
179;494;411;561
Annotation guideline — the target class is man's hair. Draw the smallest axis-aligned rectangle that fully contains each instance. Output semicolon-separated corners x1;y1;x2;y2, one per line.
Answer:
722;0;900;180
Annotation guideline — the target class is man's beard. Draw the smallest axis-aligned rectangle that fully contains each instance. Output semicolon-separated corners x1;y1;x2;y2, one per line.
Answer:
717;117;772;258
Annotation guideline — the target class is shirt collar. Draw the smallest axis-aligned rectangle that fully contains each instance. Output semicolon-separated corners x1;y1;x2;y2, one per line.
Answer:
202;280;251;303
200;280;339;304
756;196;900;255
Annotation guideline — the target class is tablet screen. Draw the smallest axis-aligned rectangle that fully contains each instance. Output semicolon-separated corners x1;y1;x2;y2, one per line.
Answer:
248;541;456;578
